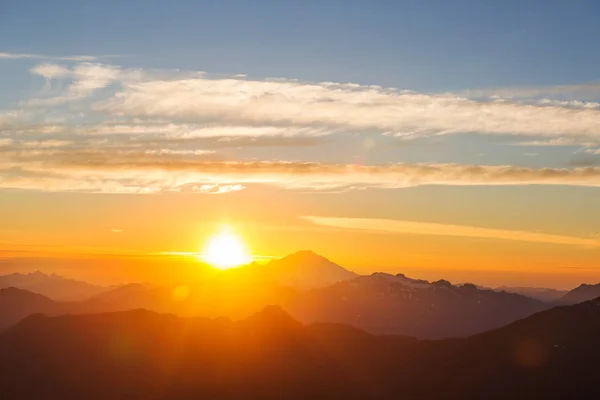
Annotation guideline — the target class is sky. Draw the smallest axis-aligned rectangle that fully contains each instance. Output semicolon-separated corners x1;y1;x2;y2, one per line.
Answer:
1;0;600;288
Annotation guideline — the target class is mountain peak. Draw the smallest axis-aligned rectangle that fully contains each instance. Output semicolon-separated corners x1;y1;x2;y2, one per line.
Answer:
433;279;453;287
245;305;302;330
282;250;326;262
559;282;600;304
0;286;51;299
266;250;358;289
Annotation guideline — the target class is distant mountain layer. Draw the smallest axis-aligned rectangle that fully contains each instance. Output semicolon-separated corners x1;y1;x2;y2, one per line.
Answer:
1;253;594;340
496;286;568;302
0;287;122;331
0;271;109;300
0;256;551;339
284;273;550;339
0;299;599;399
0;288;61;331
559;282;600;304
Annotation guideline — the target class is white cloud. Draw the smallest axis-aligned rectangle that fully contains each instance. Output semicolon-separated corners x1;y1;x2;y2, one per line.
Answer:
0;111;26;127
0;52;97;61
507;137;598;147
30;63;71;79
0;138;14;147
3;148;600;193
535;99;600;109
95;75;600;140
460;82;600;101
27;63;129;106
19;140;73;148
4;62;600;196
72;123;330;138
302;216;599;247
16;62;600;145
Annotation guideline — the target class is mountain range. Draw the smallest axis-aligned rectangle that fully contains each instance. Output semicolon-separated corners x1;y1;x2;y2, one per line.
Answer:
0;271;109;301
558;282;600;305
0;297;599;399
494;286;568;302
284;272;550;338
0;251;597;340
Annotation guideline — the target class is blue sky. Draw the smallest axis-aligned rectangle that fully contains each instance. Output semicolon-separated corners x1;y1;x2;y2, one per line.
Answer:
1;0;600;286
3;0;600;91
1;1;600;166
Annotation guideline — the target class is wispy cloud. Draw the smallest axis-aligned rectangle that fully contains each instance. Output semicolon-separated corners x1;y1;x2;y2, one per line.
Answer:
507;138;597;147
3;145;600;193
93;73;600;140
302;216;600;247
68;123;330;138
0;52;129;62
460;82;600;102
26;63;132;106
5;62;600;194
13;61;600;145
0;52;98;61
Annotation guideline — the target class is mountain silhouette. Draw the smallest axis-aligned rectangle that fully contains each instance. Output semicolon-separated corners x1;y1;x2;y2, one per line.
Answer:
0;298;599;399
0;271;109;301
242;250;358;289
0;253;554;340
87;283;167;310
0;288;63;331
559;282;600;304
495;285;568;302
284;273;549;338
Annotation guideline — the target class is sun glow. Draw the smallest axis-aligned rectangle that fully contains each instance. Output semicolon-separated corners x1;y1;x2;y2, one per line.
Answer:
202;228;251;269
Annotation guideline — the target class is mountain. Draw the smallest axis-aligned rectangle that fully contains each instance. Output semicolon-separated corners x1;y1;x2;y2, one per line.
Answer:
284;273;549;339
496;286;568;302
0;265;550;339
87;283;161;307
559;282;600;304
0;271;109;301
0;288;64;331
0;299;599;399
0;260;553;340
0;285;150;332
251;250;358;289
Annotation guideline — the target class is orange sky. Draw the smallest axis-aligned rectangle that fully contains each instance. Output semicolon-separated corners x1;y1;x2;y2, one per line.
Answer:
1;187;599;289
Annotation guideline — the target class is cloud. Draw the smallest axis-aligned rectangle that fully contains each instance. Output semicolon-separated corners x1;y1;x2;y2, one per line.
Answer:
30;63;71;79
569;156;600;167
6;62;600;195
460;82;600;102
534;99;600;109
0;111;26;127
0;52;98;61
302;216;599;247
69;123;331;138
27;63;126;106
94;74;600;140
17;62;600;146
507;138;597;147
3;146;600;193
191;184;245;194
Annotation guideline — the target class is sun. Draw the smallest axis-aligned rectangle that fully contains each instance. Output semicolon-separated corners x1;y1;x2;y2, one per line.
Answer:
201;227;251;269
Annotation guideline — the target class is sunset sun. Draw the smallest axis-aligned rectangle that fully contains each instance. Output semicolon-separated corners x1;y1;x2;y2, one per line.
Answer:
201;228;251;269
